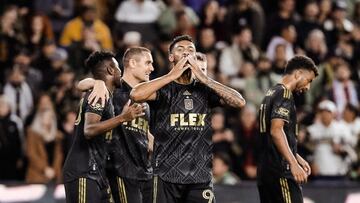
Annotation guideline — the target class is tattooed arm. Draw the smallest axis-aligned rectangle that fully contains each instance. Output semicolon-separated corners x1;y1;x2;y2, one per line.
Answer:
187;56;246;108
206;78;246;108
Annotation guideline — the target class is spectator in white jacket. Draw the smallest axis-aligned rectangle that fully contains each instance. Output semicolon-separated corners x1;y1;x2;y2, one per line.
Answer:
307;100;355;177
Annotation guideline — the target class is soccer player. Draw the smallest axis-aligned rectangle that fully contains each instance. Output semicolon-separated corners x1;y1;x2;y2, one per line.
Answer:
130;35;246;203
63;51;145;203
257;55;318;203
77;47;154;203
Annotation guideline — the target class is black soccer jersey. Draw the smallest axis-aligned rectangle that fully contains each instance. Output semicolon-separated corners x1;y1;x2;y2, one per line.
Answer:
149;81;221;184
110;80;152;180
257;84;298;180
63;91;114;186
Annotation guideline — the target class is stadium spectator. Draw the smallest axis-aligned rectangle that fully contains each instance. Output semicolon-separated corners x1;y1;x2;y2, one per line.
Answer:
264;0;300;48
59;110;76;163
13;49;43;97
3;66;33;122
244;56;277;107
25;95;63;183
49;69;80;119
340;104;360;148
224;0;265;46
196;27;218;54
41;47;70;89
158;0;199;36
213;152;240;185
173;10;197;39
198;0;226;41
114;0;160;43
318;0;332;24
219;26;259;78
266;23;297;62
0;95;24;181
307;100;354;177
304;29;328;65
212;107;239;161
323;0;353;48
296;1;321;47
0;5;24;79
60;5;113;50
271;44;287;80
33;0;74;39
232;104;259;180
151;33;172;77
25;14;54;58
327;61;360;117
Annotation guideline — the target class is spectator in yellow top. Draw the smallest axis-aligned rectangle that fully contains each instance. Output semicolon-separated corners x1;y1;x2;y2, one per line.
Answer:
59;5;113;50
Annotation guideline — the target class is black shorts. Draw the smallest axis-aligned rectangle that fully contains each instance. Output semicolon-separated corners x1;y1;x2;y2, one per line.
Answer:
152;176;215;203
65;178;113;203
257;176;303;203
109;176;152;203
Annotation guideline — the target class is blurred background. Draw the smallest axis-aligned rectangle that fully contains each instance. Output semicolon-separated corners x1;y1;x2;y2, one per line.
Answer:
0;0;360;202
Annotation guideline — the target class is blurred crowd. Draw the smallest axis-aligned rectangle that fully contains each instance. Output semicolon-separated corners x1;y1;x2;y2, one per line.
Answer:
0;0;360;186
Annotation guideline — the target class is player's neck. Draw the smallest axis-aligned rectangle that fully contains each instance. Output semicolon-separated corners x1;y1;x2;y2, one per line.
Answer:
105;80;115;93
122;72;140;88
280;75;297;91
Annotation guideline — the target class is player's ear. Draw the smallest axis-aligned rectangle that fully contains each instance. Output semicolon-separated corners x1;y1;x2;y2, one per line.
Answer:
294;70;301;80
107;65;114;75
129;58;136;68
169;54;174;62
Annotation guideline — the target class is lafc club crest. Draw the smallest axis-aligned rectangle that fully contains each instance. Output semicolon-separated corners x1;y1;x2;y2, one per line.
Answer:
184;98;193;110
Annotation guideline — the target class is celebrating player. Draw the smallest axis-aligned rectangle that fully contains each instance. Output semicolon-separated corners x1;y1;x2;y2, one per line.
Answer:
130;35;246;203
63;51;145;203
257;55;318;203
77;47;154;203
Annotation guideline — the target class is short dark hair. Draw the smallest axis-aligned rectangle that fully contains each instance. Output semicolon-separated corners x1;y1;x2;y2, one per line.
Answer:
284;55;318;76
196;52;206;62
85;51;115;79
122;47;151;68
168;35;194;53
214;152;231;167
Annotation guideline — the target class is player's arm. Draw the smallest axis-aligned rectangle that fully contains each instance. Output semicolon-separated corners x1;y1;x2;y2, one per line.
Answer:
187;56;245;108
130;57;189;102
77;78;109;107
296;153;311;176
271;119;307;184
84;100;145;139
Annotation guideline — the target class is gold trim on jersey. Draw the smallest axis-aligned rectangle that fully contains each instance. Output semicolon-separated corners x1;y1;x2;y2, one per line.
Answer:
282;87;292;99
153;176;158;203
75;98;84;125
260;104;266;133
78;178;86;203
117;177;128;203
280;178;291;203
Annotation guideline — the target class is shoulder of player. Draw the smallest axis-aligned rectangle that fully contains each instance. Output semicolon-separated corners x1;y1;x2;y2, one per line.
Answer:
270;85;293;100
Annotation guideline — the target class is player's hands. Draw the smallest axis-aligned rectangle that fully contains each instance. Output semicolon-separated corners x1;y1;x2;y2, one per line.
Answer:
290;162;308;184
296;154;311;176
187;56;208;84
120;100;146;121
44;167;55;179
88;80;109;107
167;57;190;80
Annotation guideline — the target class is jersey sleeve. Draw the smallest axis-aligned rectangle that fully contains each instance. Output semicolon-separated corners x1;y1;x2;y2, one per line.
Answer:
154;85;171;103
84;93;108;117
270;88;292;122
